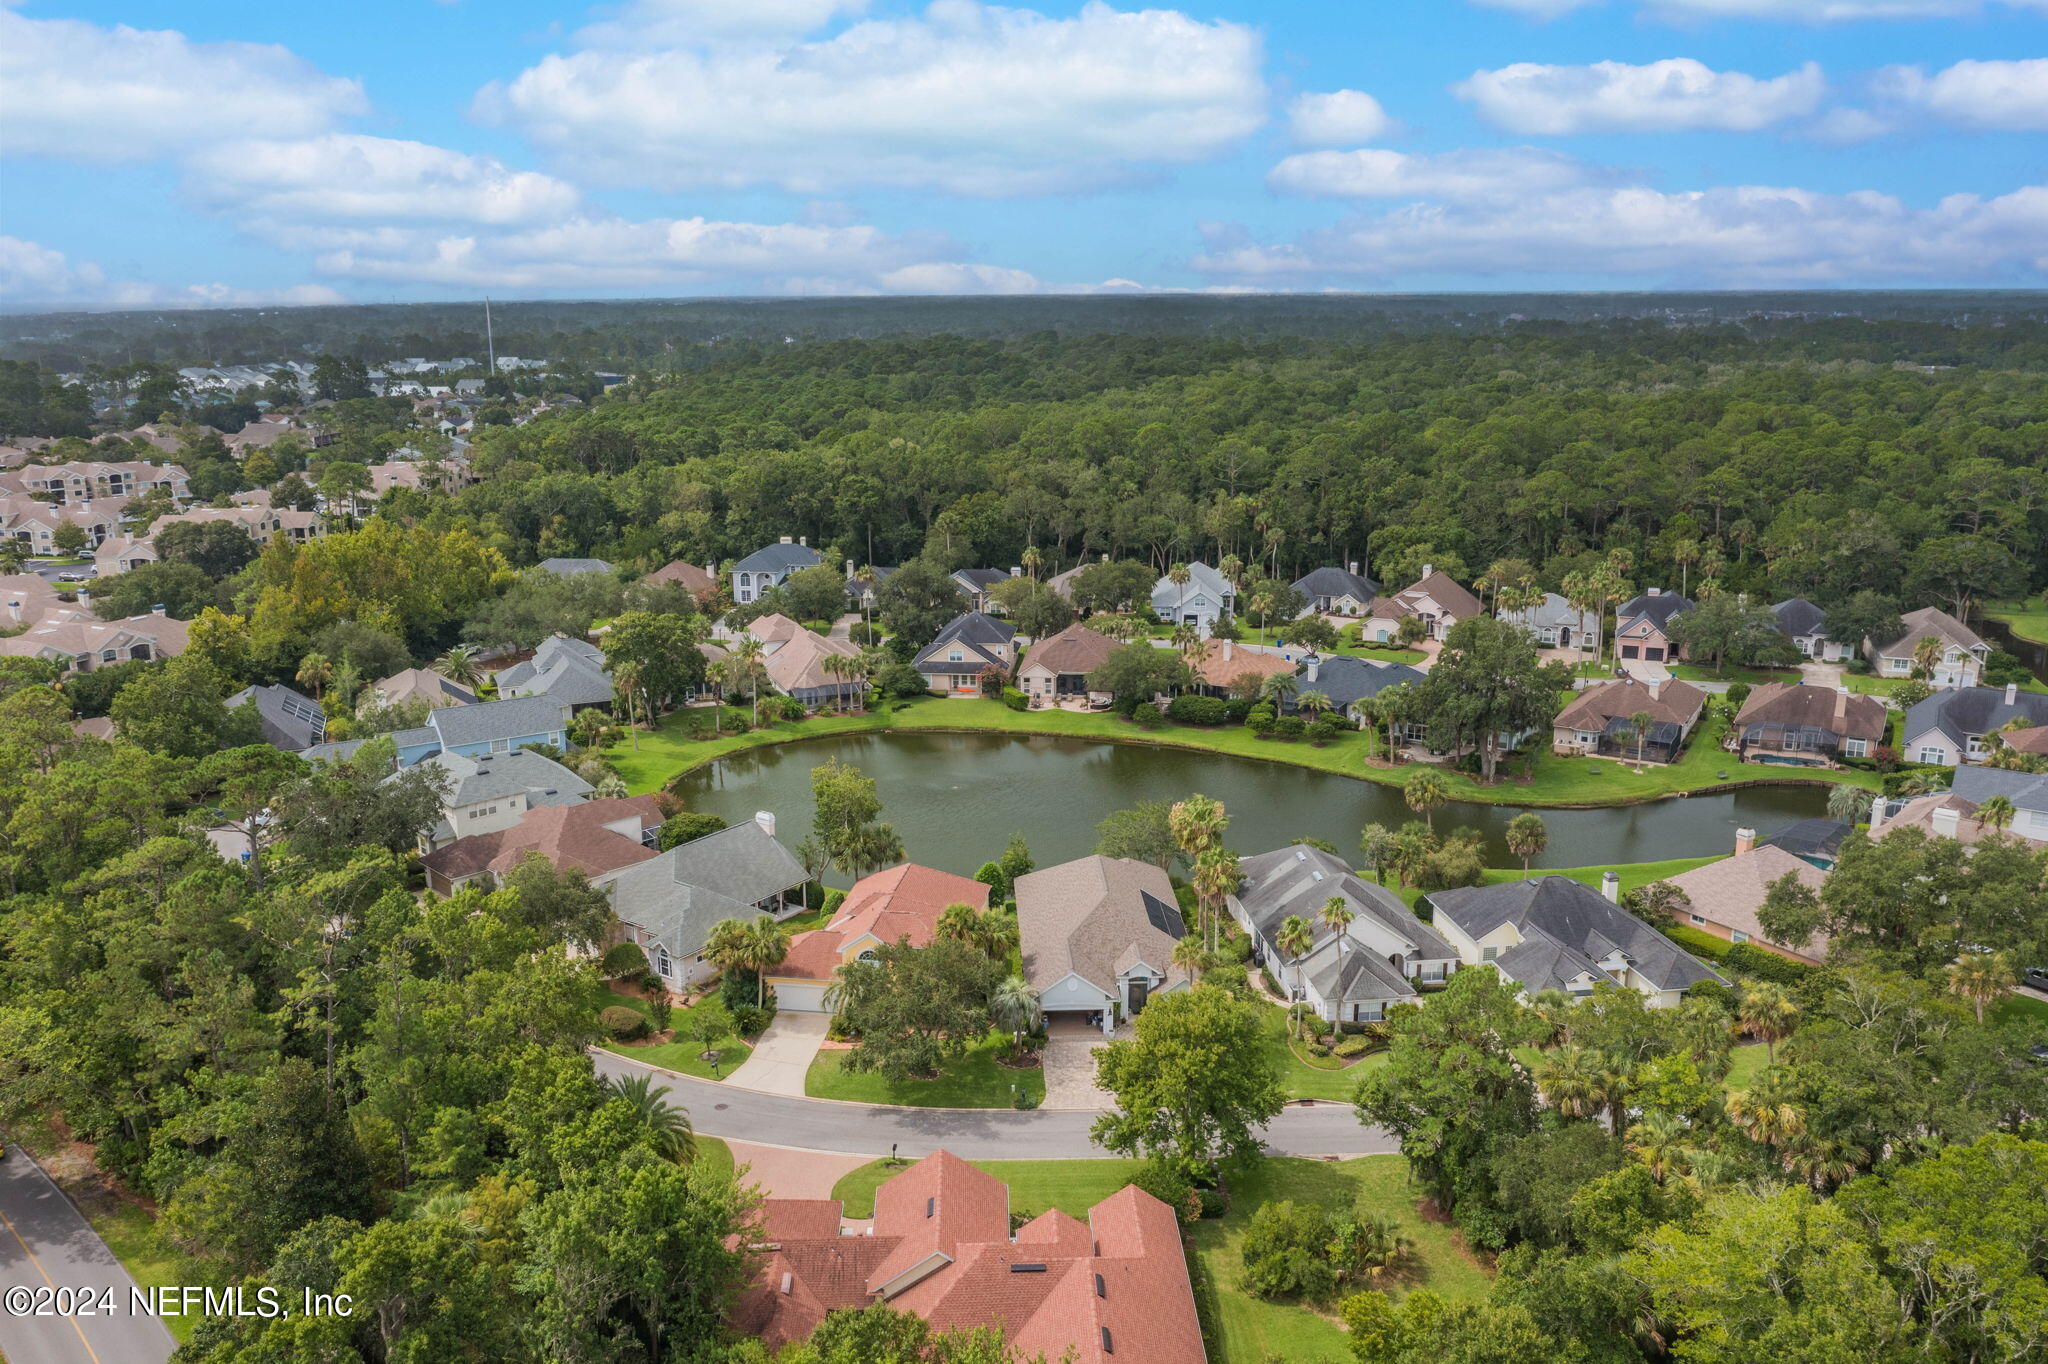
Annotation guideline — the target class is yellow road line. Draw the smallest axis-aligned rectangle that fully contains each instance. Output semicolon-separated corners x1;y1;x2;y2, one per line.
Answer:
0;1183;106;1364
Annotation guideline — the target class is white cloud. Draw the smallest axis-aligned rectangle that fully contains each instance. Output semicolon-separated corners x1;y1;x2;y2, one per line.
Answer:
1268;147;1607;201
1873;59;2048;131
0;9;364;162
0;236;344;308
1195;182;2048;286
576;0;869;46
1472;0;2047;18
478;0;1267;195
1454;59;1824;134
1287;90;1394;146
186;135;583;226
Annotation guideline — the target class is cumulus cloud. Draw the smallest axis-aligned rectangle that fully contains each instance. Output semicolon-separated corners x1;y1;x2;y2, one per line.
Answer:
186;135;583;226
575;0;870;46
1454;59;1824;134
1268;147;1608;201
0;9;364;162
1195;182;2048;286
1471;0;2046;18
0;236;344;308
478;0;1267;195
1287;90;1394;146
1872;59;2048;131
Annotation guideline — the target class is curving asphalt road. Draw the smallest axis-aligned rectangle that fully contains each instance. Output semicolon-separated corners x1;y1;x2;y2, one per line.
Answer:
0;1150;175;1364
591;1050;1398;1160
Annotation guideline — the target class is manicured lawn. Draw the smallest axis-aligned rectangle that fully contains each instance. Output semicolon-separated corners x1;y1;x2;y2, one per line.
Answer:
829;1153;1490;1364
1235;626;1428;666
695;1137;734;1183
591;981;755;1080
1845;668;2047;697
1668;662;1803;686
1256;1004;1381;1101
805;1030;1045;1108
1985;598;2048;646
1725;1044;1772;1090
608;697;1874;810
1393;855;1723;911
1992;992;2048;1027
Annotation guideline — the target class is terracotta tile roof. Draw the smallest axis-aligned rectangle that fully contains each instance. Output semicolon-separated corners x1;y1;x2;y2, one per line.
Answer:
868;1150;1013;1295
1554;677;1706;731
776;863;989;982
1189;639;1294;689
1662;846;1829;960
1999;725;2048;756
419;795;662;884
1019;623;1119;679
1734;682;1887;743
759;1199;845;1242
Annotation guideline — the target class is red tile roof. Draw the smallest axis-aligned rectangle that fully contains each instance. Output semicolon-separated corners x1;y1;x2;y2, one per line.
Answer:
418;795;663;884
776;863;990;982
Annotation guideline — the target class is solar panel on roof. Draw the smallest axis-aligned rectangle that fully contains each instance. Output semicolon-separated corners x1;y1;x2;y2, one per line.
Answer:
1139;891;1186;939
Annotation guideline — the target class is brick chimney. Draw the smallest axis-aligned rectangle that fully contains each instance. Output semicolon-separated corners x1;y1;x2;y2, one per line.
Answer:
1735;826;1755;855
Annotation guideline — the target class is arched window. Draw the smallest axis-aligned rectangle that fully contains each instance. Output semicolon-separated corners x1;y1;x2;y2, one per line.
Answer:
655;948;673;979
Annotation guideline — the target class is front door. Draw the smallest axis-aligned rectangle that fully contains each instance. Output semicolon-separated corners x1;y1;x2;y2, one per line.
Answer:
1127;980;1150;1015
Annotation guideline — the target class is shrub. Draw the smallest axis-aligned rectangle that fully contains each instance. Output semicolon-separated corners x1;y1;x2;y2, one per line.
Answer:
1167;694;1231;726
1685;979;1737;1010
1240;1200;1337;1299
646;993;673;1033
1726;942;1813;983
720;970;762;1013
1245;712;1275;738
1011;1089;1039;1111
1332;1036;1372;1059
819;886;848;917
730;1004;771;1037
1196;1186;1231;1220
1271;715;1305;739
848;622;883;647
1002;686;1028;712
1307;1041;1332;1057
1305;717;1336;746
1127;1161;1198;1223
1131;702;1166;729
1223;697;1255;722
600;942;648;978
658;811;729;850
1663;925;1732;961
599;1005;648;1040
1724;681;1751;711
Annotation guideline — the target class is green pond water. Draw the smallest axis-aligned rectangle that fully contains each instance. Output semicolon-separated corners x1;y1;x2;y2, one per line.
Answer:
672;732;1831;884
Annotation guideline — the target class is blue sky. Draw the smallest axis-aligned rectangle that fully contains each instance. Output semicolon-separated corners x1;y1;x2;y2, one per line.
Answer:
1;0;2043;305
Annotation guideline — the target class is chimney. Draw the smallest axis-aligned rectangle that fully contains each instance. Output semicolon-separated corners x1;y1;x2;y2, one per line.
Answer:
1601;871;1621;903
1648;587;1662;597
2006;682;2019;705
754;810;776;837
1734;826;1755;856
1421;563;1433;579
76;589;90;606
798;536;807;547
151;604;165;616
1869;794;1888;827
1221;641;1234;661
1010;566;1021;577
1931;805;1961;838
845;558;855;577
779;535;792;544
1303;652;1321;684
1647;679;1661;702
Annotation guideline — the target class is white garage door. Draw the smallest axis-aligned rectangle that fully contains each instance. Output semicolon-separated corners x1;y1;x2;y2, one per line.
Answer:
776;981;831;1014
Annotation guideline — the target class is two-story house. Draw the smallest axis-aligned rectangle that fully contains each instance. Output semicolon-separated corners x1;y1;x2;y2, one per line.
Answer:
0;604;188;672
403;747;596;852
1613;589;1693;668
912;611;1017;695
1869;607;1990;689
1150;562;1235;638
1360;567;1482;644
1501;592;1599;651
1898;683;2048;767
732;537;824;605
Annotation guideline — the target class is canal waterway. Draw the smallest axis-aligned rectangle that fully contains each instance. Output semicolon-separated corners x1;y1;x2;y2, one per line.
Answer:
672;732;1832;883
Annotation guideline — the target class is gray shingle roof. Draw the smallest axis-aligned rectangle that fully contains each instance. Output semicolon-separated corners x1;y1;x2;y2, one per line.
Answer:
1618;591;1693;632
1428;876;1720;995
424;695;572;748
595;821;808;958
497;635;604;689
1301;656;1425;711
951;568;1011;592
534;557;613;576
1234;845;1454;961
499;636;614;707
1771;597;1829;639
227;683;327;751
735;542;825;574
1949;765;2048;814
1149;562;1232;616
419;748;592;807
1292;566;1379;602
1905;687;2048;749
933;611;1016;648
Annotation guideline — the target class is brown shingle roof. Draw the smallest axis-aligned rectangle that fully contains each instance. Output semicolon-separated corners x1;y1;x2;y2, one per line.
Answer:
1662;846;1829;961
1391;569;1482;621
1189;640;1294;689
1019;623;1118;679
1016;855;1189;996
646;560;717;595
419;795;662;884
1734;682;1887;743
1875;606;1986;658
1998;725;2048;756
1554;677;1706;731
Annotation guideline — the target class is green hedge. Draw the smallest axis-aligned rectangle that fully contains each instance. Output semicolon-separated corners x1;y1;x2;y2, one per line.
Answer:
1726;942;1815;982
1002;687;1028;712
820;886;848;917
1663;925;1732;960
1166;694;1233;725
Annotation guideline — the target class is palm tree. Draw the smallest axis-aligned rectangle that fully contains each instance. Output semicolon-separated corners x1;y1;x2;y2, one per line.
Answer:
1358;823;1396;885
990;974;1042;1056
1402;769;1450;831
1896;768;1948;797
592;773;628;799
1625;1111;1695;1184
935;901;982;945
843;822;905;879
702;918;753;995
820;653;852;713
612;660;644;750
1946;951;2016;1024
1727;1080;1807;1150
1629;709;1657;769
1318;896;1354;953
730;637;767;724
1021;545;1044;581
296;651;332;700
1260;670;1299;712
602;1072;694;1163
1170;621;1201;655
1171;933;1212;982
1671;538;1702;598
1783;1131;1867;1193
1826;782;1870;825
1737;983;1799;1064
1276;913;1314;981
1529;989;1577;1047
1535;1046;1603;1121
1168;562;1191;629
1910;635;1943;681
1976;794;2016;832
1169;793;1229;863
1503;811;1548;871
1296;690;1332;720
1191;849;1241;955
435;643;482;688
1386;824;1434;888
745;916;790;1008
1337;1211;1413;1283
1218;554;1244;594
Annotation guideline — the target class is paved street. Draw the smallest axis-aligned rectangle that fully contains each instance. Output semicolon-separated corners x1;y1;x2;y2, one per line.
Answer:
592;1049;1397;1159
0;1151;174;1364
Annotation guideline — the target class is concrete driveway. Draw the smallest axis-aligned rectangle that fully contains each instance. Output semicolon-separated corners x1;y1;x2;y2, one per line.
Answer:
724;1012;830;1096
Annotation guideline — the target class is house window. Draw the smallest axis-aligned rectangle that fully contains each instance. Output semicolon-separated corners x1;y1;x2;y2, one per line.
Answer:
1481;946;1498;962
1917;746;1945;765
1419;964;1444;983
491;738;511;753
1843;739;1868;758
1731;931;1750;944
1690;914;1706;926
655;948;673;979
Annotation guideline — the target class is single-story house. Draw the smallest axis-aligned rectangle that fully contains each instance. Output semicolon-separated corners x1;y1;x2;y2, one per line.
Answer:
1230;845;1458;1023
1661;831;1830;964
1899;683;2048;767
767;863;990;1013
1150;562;1234;638
1359;566;1482;644
1427;875;1723;1008
949;568;1015;613
1873;766;2048;847
496;633;615;711
1017;855;1192;1034
226;683;327;752
534;557;614;577
595;816;810;992
1292;564;1379;617
1732;682;1888;765
1870;607;1990;689
1188;639;1293;697
1552;677;1707;764
1614;590;1692;666
644;559;719;600
1771;597;1852;663
1295;653;1427;726
1501;592;1598;651
732;537;823;605
420;794;663;895
913;611;1017;695
1016;623;1119;703
733;1150;1204;1364
761;627;865;709
367;667;476;711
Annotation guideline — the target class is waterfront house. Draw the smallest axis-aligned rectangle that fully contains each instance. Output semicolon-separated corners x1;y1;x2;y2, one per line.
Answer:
1551;677;1707;764
760;627;866;710
1732;682;1887;765
734;1151;1204;1363
1661;827;1830;964
226;683;327;752
1292;563;1379;617
359;694;572;768
1871;766;2048;847
732;537;824;605
1150;562;1234;638
1427;875;1722;1008
420;794;663;895
767;863;990;1013
1771;597;1851;663
1188;639;1293;697
1230;845;1458;1023
1898;683;2048;766
1016;623;1119;704
1501;592;1599;651
913;611;1016;695
1017;855;1192;1034
407;747;595;851
596;816;809;991
1359;566;1481;643
1870;607;1990;689
1614;590;1693;667
1295;653;1427;726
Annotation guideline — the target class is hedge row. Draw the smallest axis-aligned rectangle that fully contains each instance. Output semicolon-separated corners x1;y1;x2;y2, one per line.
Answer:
1662;924;1815;984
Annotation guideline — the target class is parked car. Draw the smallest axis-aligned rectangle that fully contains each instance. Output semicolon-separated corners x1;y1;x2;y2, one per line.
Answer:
55;571;90;582
2023;966;2048;992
